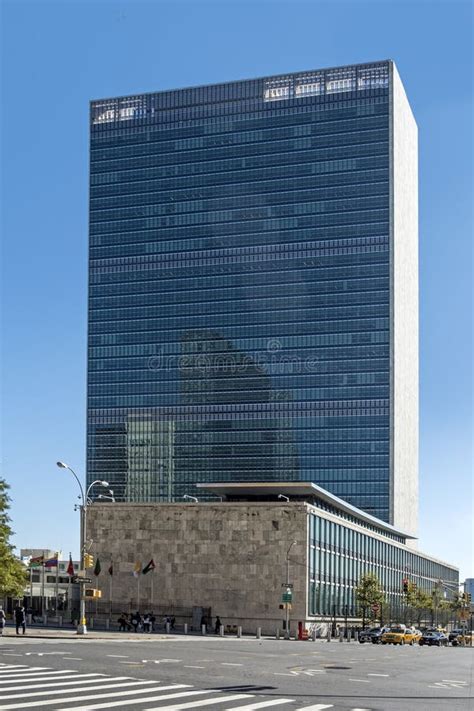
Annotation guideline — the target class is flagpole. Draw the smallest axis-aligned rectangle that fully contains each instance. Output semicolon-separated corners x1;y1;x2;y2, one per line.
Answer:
109;564;113;619
29;566;33;610
151;567;154;608
137;573;140;612
55;552;59;615
41;550;45;616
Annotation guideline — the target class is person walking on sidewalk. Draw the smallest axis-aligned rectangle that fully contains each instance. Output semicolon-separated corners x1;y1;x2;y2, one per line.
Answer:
0;606;6;635
14;604;26;635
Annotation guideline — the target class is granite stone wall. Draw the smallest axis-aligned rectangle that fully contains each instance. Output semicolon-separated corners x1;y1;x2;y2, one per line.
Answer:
87;501;308;634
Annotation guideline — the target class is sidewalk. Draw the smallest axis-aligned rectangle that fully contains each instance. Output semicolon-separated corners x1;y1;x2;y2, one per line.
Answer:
0;625;323;643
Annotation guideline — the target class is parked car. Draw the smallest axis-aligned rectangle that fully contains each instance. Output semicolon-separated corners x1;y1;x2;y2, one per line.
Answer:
448;629;465;643
450;632;473;647
419;630;448;647
359;626;390;644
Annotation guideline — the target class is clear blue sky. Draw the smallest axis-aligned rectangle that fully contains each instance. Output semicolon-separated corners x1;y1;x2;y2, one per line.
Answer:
1;0;472;580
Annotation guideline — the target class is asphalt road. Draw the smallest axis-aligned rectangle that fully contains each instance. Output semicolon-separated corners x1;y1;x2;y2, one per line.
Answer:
0;634;472;711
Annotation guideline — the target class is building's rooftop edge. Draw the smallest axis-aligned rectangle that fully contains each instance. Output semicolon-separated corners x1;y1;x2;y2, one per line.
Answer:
90;59;392;106
196;481;417;539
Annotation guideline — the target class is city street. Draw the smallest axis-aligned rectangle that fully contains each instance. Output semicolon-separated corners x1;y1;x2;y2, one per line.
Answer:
0;633;472;711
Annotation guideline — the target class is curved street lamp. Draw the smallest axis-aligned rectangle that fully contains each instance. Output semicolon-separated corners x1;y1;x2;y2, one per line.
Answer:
56;462;109;635
183;494;198;503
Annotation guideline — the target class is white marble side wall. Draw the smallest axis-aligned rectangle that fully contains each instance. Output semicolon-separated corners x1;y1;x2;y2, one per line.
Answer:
391;63;419;538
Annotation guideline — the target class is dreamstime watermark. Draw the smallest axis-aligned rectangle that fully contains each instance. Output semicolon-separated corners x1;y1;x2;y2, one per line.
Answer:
147;339;321;375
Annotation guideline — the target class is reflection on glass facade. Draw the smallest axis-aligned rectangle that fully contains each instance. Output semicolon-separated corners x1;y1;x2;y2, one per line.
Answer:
88;61;397;519
308;511;458;617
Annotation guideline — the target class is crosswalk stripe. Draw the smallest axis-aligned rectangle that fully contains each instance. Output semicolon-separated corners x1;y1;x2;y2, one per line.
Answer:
0;669;52;677
0;684;189;710
295;705;334;710
56;689;220;711
0;666;38;672
143;694;253;711
0;679;158;699
0;673;103;685
222;701;294;710
0;676;134;693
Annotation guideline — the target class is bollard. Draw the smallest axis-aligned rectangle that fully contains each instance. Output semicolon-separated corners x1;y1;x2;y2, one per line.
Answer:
90;617;94;629
184;623;188;635
27;614;32;626
201;623;206;635
237;626;242;638
43;615;47;626
312;627;317;642
347;628;351;642
256;627;261;639
276;628;280;640
326;627;331;642
166;622;170;634
354;630;359;642
339;631;344;642
58;616;63;627
219;625;224;637
105;619;110;630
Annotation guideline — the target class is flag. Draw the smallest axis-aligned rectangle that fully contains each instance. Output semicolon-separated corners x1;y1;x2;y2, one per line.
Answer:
94;558;101;576
29;555;44;568
142;559;156;575
66;554;74;577
108;562;113;576
133;561;142;578
44;556;58;568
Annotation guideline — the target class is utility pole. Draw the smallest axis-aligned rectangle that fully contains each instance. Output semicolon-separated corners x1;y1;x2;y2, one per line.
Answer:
284;540;297;639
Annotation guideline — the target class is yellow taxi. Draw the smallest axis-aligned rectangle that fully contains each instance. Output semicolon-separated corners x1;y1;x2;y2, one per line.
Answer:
381;625;420;645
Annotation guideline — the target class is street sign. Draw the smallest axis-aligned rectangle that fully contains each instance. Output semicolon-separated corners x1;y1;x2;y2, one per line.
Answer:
72;576;93;584
282;590;293;603
281;583;294;588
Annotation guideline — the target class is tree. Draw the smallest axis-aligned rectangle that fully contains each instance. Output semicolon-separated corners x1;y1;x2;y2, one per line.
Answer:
0;479;28;599
355;572;385;628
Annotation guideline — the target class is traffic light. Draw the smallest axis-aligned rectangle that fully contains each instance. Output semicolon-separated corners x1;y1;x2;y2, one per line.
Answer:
84;554;94;569
402;578;409;594
467;593;472;604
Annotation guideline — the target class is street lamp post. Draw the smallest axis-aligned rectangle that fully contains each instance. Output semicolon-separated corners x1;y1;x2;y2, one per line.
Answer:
57;462;109;635
285;540;297;639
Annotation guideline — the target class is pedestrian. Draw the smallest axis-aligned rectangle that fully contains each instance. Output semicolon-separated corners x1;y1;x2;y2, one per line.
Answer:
14;604;26;635
170;616;176;631
150;612;156;632
143;613;152;634
0;606;6;635
118;614;127;632
215;616;222;635
131;611;141;633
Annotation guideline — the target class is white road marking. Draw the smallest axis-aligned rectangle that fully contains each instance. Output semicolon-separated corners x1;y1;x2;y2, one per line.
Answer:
368;673;389;677
106;655;129;658
225;701;294;710
0;677;133;692
68;657;83;660
0;672;96;683
221;662;243;666
119;661;141;665
145;696;252;711
0;673;103;685
183;665;205;669
52;689;218;711
442;680;467;684
0;664;50;676
295;705;334;711
0;684;188;710
0;679;157;699
348;678;371;683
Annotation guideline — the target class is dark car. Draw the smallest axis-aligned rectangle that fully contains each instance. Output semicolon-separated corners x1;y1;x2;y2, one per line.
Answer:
419;630;448;647
359;626;390;644
448;629;465;643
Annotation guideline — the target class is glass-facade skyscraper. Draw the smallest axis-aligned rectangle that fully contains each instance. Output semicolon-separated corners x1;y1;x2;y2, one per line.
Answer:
87;60;418;534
